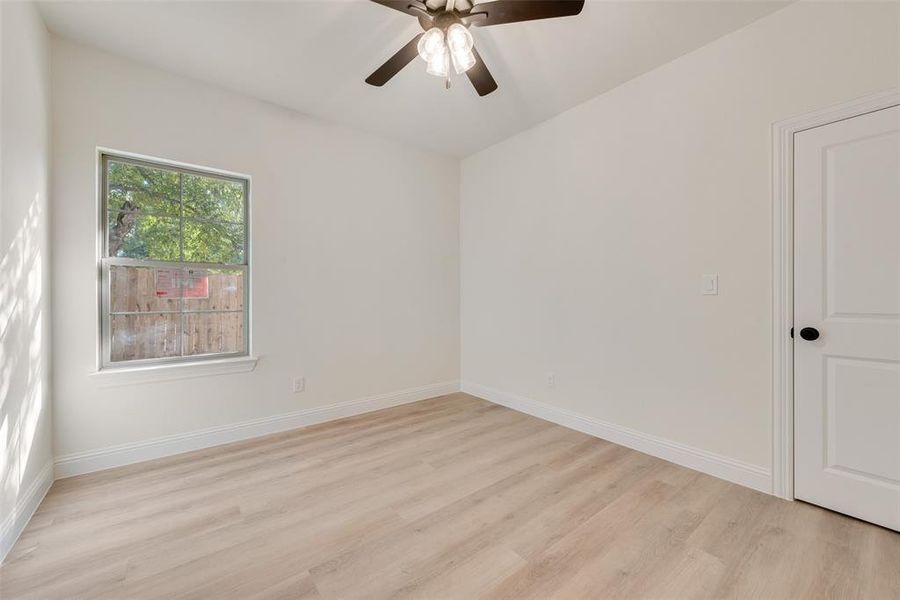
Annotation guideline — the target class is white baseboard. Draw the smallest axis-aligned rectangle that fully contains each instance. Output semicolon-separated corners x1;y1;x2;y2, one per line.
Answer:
0;460;54;565
462;381;772;494
55;380;460;479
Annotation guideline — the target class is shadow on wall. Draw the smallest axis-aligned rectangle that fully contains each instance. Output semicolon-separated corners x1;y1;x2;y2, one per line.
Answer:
1;193;47;509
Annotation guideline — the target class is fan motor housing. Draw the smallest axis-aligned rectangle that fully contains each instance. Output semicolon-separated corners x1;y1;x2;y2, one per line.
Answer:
419;10;465;32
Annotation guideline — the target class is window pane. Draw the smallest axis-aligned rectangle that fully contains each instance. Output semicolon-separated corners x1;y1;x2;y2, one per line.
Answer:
110;313;181;362
182;268;245;311
110;265;183;313
107;160;181;218
183;219;245;264
182;173;244;224
183;311;244;356
108;214;181;261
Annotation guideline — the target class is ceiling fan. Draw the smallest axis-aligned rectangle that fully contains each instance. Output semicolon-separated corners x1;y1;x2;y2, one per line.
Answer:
365;0;585;96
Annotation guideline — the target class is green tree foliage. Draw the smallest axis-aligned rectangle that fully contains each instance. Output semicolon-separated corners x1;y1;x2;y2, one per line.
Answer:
107;161;245;264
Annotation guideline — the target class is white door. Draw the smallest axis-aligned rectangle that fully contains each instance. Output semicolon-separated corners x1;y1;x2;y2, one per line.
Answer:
794;104;900;531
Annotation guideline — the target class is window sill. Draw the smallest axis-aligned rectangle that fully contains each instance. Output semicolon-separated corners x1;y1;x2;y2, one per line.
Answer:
91;356;258;387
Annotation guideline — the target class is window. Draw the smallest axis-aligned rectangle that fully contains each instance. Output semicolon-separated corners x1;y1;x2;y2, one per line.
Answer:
99;153;249;368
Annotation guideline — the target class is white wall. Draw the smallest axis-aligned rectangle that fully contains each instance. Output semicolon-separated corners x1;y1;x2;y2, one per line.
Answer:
460;1;900;479
0;1;53;560
51;38;459;465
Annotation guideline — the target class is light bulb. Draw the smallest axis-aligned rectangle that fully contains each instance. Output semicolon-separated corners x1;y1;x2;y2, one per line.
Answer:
426;49;449;77
417;28;445;62
451;47;476;74
446;23;473;53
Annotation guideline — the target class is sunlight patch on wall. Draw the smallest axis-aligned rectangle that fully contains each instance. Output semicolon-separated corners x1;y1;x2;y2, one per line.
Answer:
0;194;47;509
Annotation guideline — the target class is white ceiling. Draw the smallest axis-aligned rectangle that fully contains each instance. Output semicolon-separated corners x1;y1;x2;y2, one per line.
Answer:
38;0;788;157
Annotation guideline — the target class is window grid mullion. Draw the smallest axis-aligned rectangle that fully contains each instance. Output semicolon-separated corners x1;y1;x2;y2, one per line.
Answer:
179;171;186;358
104;257;248;270
178;171;185;263
108;309;245;316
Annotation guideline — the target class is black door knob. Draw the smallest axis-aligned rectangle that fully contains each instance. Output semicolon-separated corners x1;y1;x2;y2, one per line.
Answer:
799;327;820;341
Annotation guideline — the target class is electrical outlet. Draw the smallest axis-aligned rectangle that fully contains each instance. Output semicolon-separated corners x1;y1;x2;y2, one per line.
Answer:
292;377;305;393
547;373;556;389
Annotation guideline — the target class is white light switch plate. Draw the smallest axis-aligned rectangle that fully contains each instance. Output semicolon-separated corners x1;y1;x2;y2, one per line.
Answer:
702;274;718;295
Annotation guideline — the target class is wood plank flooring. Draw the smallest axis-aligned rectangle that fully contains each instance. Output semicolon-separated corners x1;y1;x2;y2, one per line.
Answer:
1;393;898;599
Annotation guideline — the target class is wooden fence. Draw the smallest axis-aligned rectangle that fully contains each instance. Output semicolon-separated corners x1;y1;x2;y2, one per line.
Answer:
109;266;244;361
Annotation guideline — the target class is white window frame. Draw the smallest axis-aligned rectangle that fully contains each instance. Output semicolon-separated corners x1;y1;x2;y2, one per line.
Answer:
96;149;253;373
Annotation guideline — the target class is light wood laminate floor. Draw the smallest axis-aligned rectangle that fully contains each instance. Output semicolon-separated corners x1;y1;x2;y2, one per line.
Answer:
1;393;898;599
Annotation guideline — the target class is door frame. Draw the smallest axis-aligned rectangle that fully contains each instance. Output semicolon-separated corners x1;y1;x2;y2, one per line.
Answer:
771;88;900;500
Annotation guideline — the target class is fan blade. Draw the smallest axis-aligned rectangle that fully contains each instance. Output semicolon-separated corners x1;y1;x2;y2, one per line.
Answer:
370;0;429;18
466;47;498;96
366;34;424;87
467;0;584;27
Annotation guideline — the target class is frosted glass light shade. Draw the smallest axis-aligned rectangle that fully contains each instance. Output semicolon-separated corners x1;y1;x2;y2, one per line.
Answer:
417;28;445;62
426;50;450;77
446;23;473;53
451;47;476;74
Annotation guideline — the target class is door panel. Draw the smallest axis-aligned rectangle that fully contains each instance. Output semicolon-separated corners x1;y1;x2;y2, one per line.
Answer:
826;130;900;318
794;104;900;531
827;357;900;484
